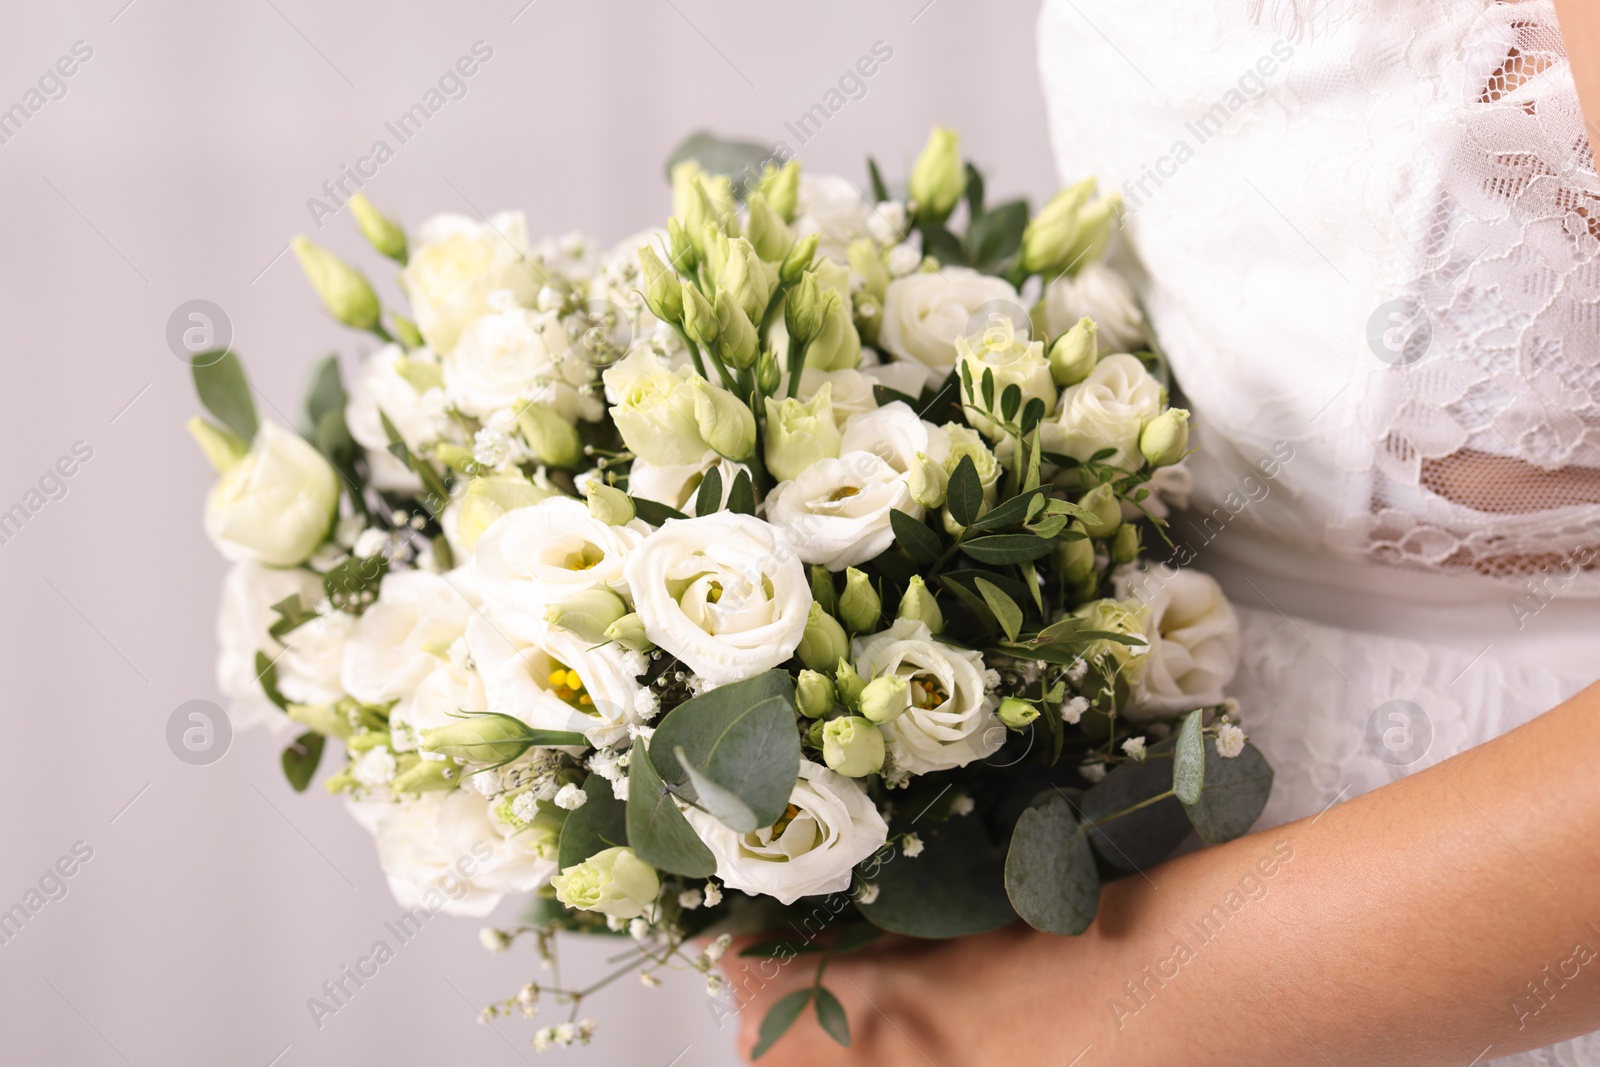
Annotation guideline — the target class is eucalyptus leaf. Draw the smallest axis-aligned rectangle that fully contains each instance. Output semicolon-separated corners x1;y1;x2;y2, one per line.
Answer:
1183;739;1273;843
665;131;772;197
625;745;717;877
558;774;628;871
1004;791;1099;935
192;350;258;443
1080;739;1191;872
1173;709;1206;806
856;810;1015;937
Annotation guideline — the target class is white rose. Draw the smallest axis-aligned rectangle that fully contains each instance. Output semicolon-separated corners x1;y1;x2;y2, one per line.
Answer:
766;453;917;571
793;174;876;264
216;561;324;731
340;570;477;706
684;760;887;905
1042;262;1146;353
839;401;935;475
623;512;809;686
878;268;1020;390
1115;567;1240;720
443;295;601;422
466;610;644;747
853;619;1003;776
474;497;644;616
628;452;750;516
205;423;340;567
351;789;555;917
1043;353;1163;472
955;313;1056;440
400;211;544;354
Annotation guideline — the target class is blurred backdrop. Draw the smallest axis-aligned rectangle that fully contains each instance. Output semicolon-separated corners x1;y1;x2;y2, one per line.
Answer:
0;1;1058;1064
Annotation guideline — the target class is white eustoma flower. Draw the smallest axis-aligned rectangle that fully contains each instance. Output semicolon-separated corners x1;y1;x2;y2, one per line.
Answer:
216;561;325;731
390;656;488;751
622;512;809;686
443;294;602;423
627;452;750;516
349;789;556;917
878;267;1020;390
204;423;340;568
765;452;916;571
838;401;934;475
340;570;477;706
345;344;450;492
955;313;1056;440
473;497;644;616
793;174;877;264
277;608;355;706
684;760;887;906
1041;262;1147;353
852;619;1003;775
1114;566;1240;720
400;211;545;354
1043;353;1163;472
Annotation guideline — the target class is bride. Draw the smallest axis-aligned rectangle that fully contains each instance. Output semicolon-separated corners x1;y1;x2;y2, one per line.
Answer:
731;1;1600;1063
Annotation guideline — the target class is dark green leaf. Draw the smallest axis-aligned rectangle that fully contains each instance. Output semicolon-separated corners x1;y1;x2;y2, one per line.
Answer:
857;810;1015;937
255;650;288;710
558;774;628;871
965;199;1028;270
192;350;258;442
1000;382;1022;423
961;534;1054;565
973;576;1022;643
632;497;689;526
726;469;755;515
665;131;772;198
831;923;884;954
872;383;919;409
324;554;388;615
814;986;851;1047
267;594;320;641
866;156;889;204
963;162;986;220
281;732;324;792
969;485;1048;532
1021;396;1048;435
919;222;968;267
302;354;346;432
625;744;717;877
1080;739;1191;872
751;989;813;1060
917;372;963;423
980;367;995;412
946;455;983;527
695;465;724;517
1004;791;1100;935
890;508;941;563
1173;709;1206;806
1183;740;1273;843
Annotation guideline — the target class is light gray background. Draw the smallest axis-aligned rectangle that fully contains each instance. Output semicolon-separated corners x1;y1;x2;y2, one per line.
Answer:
0;2;1059;1064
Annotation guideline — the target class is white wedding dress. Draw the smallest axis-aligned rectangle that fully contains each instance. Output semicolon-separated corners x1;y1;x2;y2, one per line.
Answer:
1039;1;1600;1063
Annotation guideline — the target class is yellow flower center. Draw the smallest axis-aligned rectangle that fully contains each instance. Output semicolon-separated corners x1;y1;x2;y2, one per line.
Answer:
546;665;594;709
827;486;861;502
770;803;803;838
563;544;604;571
911;674;948;709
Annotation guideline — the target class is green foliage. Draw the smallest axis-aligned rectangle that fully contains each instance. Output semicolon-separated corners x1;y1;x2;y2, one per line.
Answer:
281;732;325;792
1182;739;1273;843
192;350;258;442
557;774;628;871
624;743;717;877
1004;791;1099;935
751;989;813;1060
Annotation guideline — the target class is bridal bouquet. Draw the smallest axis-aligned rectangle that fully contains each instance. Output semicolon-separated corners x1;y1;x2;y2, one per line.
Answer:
191;127;1270;1055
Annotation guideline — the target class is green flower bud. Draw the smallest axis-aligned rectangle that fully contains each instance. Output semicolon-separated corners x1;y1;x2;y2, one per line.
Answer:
785;271;824;346
896;575;944;634
586;481;636;526
810;565;837;614
638;244;684;324
859;674;911;725
1079;482;1122;538
671;160;707;224
667;218;698;273
822;716;885;778
292;236;381;332
744;192;792;263
779;233;819;287
433;442;476;474
604;612;654;653
348;192;407;263
1060;193;1123;274
908;126;965;222
847;238;890;303
834;658;866;710
797;603;849;672
393;355;444;393
681;284;719;349
455;472;554;553
551;846;660;920
796;669;836;719
187;416;247;473
756;348;782;395
907;451;948;510
1110;522;1141;565
688;379;756;461
807;717;828;750
286;701;354;739
391;313;424;350
1058;521;1097;583
804;291;861;371
763;383;842;483
716;237;777;323
1020;177;1095;275
1140;408;1190;468
421;713;540;764
838;568;881;633
390;755;460;793
997;696;1040;729
517;404;583;469
713;290;759;369
1049;317;1099;387
757;159;802;222
545;588;629;644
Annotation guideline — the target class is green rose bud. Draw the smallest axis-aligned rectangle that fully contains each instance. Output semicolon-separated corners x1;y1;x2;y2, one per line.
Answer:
908;126;965;222
187;416;247;473
797;603;849;672
847;238;890;303
834;658;866;711
517;404;583;469
757;159;802;222
1057;521;1097;583
291;236;381;332
348;192;408;263
744;192;791;263
1079;482;1122;539
681;284;719;350
896;575;944;634
1020;177;1095;276
716;236;777;323
1110;522;1141;565
810;565;837;614
1060;193;1123;274
688;378;757;461
859;674;911;725
604;612;654;653
906;451;947;510
667;217;698;273
390;755;460;793
838;568;881;634
804;291;862;371
997;696;1040;729
551;846;660;920
764;383;842;483
779;233;819;287
545;588;629;645
586;481;636;526
756;348;782;395
822;716;885;778
1140;408;1190;468
1049;317;1099;387
785;271;824;346
796;669;836;719
638;244;684;324
713;290;759;369
454;472;554;553
420;713;541;765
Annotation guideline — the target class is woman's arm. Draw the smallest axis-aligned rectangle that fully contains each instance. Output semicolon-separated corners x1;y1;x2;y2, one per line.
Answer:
1554;0;1600;154
726;681;1600;1065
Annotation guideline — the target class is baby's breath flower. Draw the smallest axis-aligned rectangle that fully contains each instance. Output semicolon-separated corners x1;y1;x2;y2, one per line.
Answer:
480;927;512;953
950;794;975;817
1080;762;1108;783
1061;695;1089;725
678;888;704;910
1122;736;1148;760
857;883;880;905
1216;722;1247;758
640;971;662;988
902;833;924;858
554;783;587;810
702;882;723;907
